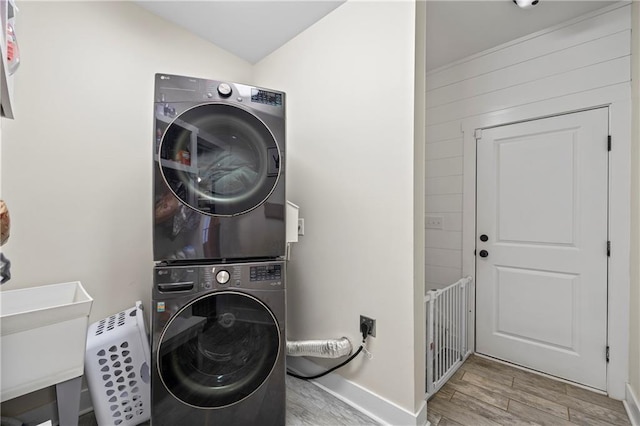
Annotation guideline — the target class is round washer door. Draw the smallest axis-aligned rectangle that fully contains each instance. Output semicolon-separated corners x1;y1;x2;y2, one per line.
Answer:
157;291;280;408
158;103;281;216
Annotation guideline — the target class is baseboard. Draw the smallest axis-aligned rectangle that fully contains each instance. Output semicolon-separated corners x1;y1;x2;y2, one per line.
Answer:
9;387;93;426
287;356;427;426
624;383;640;426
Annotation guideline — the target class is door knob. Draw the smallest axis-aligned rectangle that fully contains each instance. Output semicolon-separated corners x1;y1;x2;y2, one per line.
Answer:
479;250;489;258
480;234;489;242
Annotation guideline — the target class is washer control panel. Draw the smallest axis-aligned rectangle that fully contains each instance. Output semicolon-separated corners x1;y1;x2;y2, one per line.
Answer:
155;261;285;293
216;270;230;284
250;264;282;282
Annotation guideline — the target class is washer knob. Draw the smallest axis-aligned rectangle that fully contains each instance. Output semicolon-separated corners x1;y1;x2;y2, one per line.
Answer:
217;83;232;98
216;270;230;285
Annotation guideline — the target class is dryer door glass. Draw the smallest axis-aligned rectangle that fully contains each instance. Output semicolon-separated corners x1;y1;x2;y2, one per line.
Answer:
158;104;281;217
157;291;280;408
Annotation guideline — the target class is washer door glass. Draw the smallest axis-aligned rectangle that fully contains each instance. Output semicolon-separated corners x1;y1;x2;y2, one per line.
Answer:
158;292;280;408
158;104;281;216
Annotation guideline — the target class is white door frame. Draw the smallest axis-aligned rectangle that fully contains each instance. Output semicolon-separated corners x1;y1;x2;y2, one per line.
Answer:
461;83;631;399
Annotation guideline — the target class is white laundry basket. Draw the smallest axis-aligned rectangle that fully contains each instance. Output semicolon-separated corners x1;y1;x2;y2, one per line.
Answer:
85;301;151;426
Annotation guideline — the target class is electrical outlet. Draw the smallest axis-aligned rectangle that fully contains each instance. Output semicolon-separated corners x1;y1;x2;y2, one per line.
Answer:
360;315;376;338
426;215;444;229
298;218;305;236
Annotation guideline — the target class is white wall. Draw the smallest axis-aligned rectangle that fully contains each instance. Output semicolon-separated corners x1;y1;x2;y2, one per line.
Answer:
1;1;251;316
629;0;640;415
0;0;251;415
253;0;420;417
413;0;427;417
425;5;631;287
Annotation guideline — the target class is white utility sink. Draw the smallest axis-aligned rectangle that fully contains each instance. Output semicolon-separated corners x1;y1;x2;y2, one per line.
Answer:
1;281;93;402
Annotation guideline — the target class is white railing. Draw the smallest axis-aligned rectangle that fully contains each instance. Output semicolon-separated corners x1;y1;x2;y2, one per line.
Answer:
425;276;472;398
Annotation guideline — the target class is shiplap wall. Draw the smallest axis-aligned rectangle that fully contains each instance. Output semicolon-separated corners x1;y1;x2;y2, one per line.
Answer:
425;4;631;290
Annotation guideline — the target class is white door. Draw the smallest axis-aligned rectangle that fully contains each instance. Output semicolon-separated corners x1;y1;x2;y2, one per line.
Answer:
475;108;609;390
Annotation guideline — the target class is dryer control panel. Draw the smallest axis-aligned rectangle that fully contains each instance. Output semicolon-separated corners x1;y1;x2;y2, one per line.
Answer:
251;89;283;107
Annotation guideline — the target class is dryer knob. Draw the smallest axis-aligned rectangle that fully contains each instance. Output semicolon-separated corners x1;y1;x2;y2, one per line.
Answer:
217;83;232;98
216;270;230;285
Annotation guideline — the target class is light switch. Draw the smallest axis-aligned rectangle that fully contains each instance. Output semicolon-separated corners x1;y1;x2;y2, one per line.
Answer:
426;216;444;230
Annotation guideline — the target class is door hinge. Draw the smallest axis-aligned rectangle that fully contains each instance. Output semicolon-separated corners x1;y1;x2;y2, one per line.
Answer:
607;241;611;257
606;346;610;363
608;135;612;151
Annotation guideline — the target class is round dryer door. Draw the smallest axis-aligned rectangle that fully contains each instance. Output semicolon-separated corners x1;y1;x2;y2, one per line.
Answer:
157;291;280;408
158;103;281;216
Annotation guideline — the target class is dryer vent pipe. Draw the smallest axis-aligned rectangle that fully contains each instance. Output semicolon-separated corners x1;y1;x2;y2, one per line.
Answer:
286;337;352;358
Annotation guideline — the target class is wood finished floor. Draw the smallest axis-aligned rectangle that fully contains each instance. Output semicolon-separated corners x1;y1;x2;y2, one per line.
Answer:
78;375;379;426
428;354;631;426
79;354;631;426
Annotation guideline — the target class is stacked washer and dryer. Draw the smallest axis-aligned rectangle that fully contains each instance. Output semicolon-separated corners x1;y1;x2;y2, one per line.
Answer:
151;74;287;425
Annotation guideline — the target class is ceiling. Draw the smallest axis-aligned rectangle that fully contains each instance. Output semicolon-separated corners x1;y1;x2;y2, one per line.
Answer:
136;0;620;70
135;1;345;64
425;1;618;71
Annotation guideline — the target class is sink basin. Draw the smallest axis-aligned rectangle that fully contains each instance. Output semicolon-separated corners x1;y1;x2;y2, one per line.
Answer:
1;281;93;402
